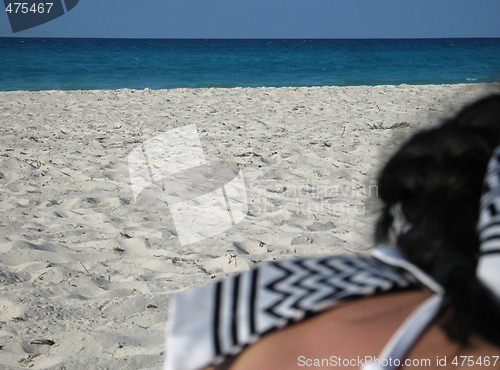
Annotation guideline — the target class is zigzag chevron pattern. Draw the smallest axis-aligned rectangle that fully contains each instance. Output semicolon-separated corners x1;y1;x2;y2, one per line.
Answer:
212;255;418;359
480;148;500;253
477;146;500;299
262;256;416;321
166;249;427;370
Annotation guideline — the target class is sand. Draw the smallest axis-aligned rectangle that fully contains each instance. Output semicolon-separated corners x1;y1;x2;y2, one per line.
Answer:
0;83;498;369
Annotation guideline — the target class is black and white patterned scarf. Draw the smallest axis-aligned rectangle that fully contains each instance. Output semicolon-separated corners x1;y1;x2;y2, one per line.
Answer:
165;248;429;370
478;146;500;299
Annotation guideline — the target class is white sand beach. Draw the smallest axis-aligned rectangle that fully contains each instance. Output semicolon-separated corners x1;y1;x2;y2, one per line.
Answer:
0;83;499;369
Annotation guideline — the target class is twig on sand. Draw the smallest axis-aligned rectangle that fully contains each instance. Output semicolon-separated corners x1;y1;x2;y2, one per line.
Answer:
80;262;91;277
368;121;410;130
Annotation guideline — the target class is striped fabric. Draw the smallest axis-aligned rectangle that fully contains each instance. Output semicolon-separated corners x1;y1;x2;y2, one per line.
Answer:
165;252;419;370
478;146;500;298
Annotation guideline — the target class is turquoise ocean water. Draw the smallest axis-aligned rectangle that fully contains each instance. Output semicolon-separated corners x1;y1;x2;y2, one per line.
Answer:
1;38;500;91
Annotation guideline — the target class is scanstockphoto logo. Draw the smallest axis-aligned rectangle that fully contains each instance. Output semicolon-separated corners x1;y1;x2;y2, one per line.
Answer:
128;124;248;246
3;0;79;33
247;179;379;219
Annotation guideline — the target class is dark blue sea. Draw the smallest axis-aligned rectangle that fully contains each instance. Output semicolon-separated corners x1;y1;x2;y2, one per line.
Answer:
1;38;500;91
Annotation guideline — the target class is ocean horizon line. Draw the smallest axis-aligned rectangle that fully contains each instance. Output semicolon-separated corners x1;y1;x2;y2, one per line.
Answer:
2;36;500;41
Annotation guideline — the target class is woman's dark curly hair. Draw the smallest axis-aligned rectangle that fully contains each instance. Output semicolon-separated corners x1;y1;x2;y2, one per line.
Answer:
375;94;500;345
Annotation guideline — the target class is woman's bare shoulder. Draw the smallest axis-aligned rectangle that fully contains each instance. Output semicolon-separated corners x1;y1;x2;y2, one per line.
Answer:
217;290;500;370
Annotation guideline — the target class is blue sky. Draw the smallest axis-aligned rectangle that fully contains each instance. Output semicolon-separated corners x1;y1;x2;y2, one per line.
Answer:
1;0;500;39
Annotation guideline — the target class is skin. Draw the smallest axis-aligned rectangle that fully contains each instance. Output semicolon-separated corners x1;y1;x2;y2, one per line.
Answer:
207;290;500;370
